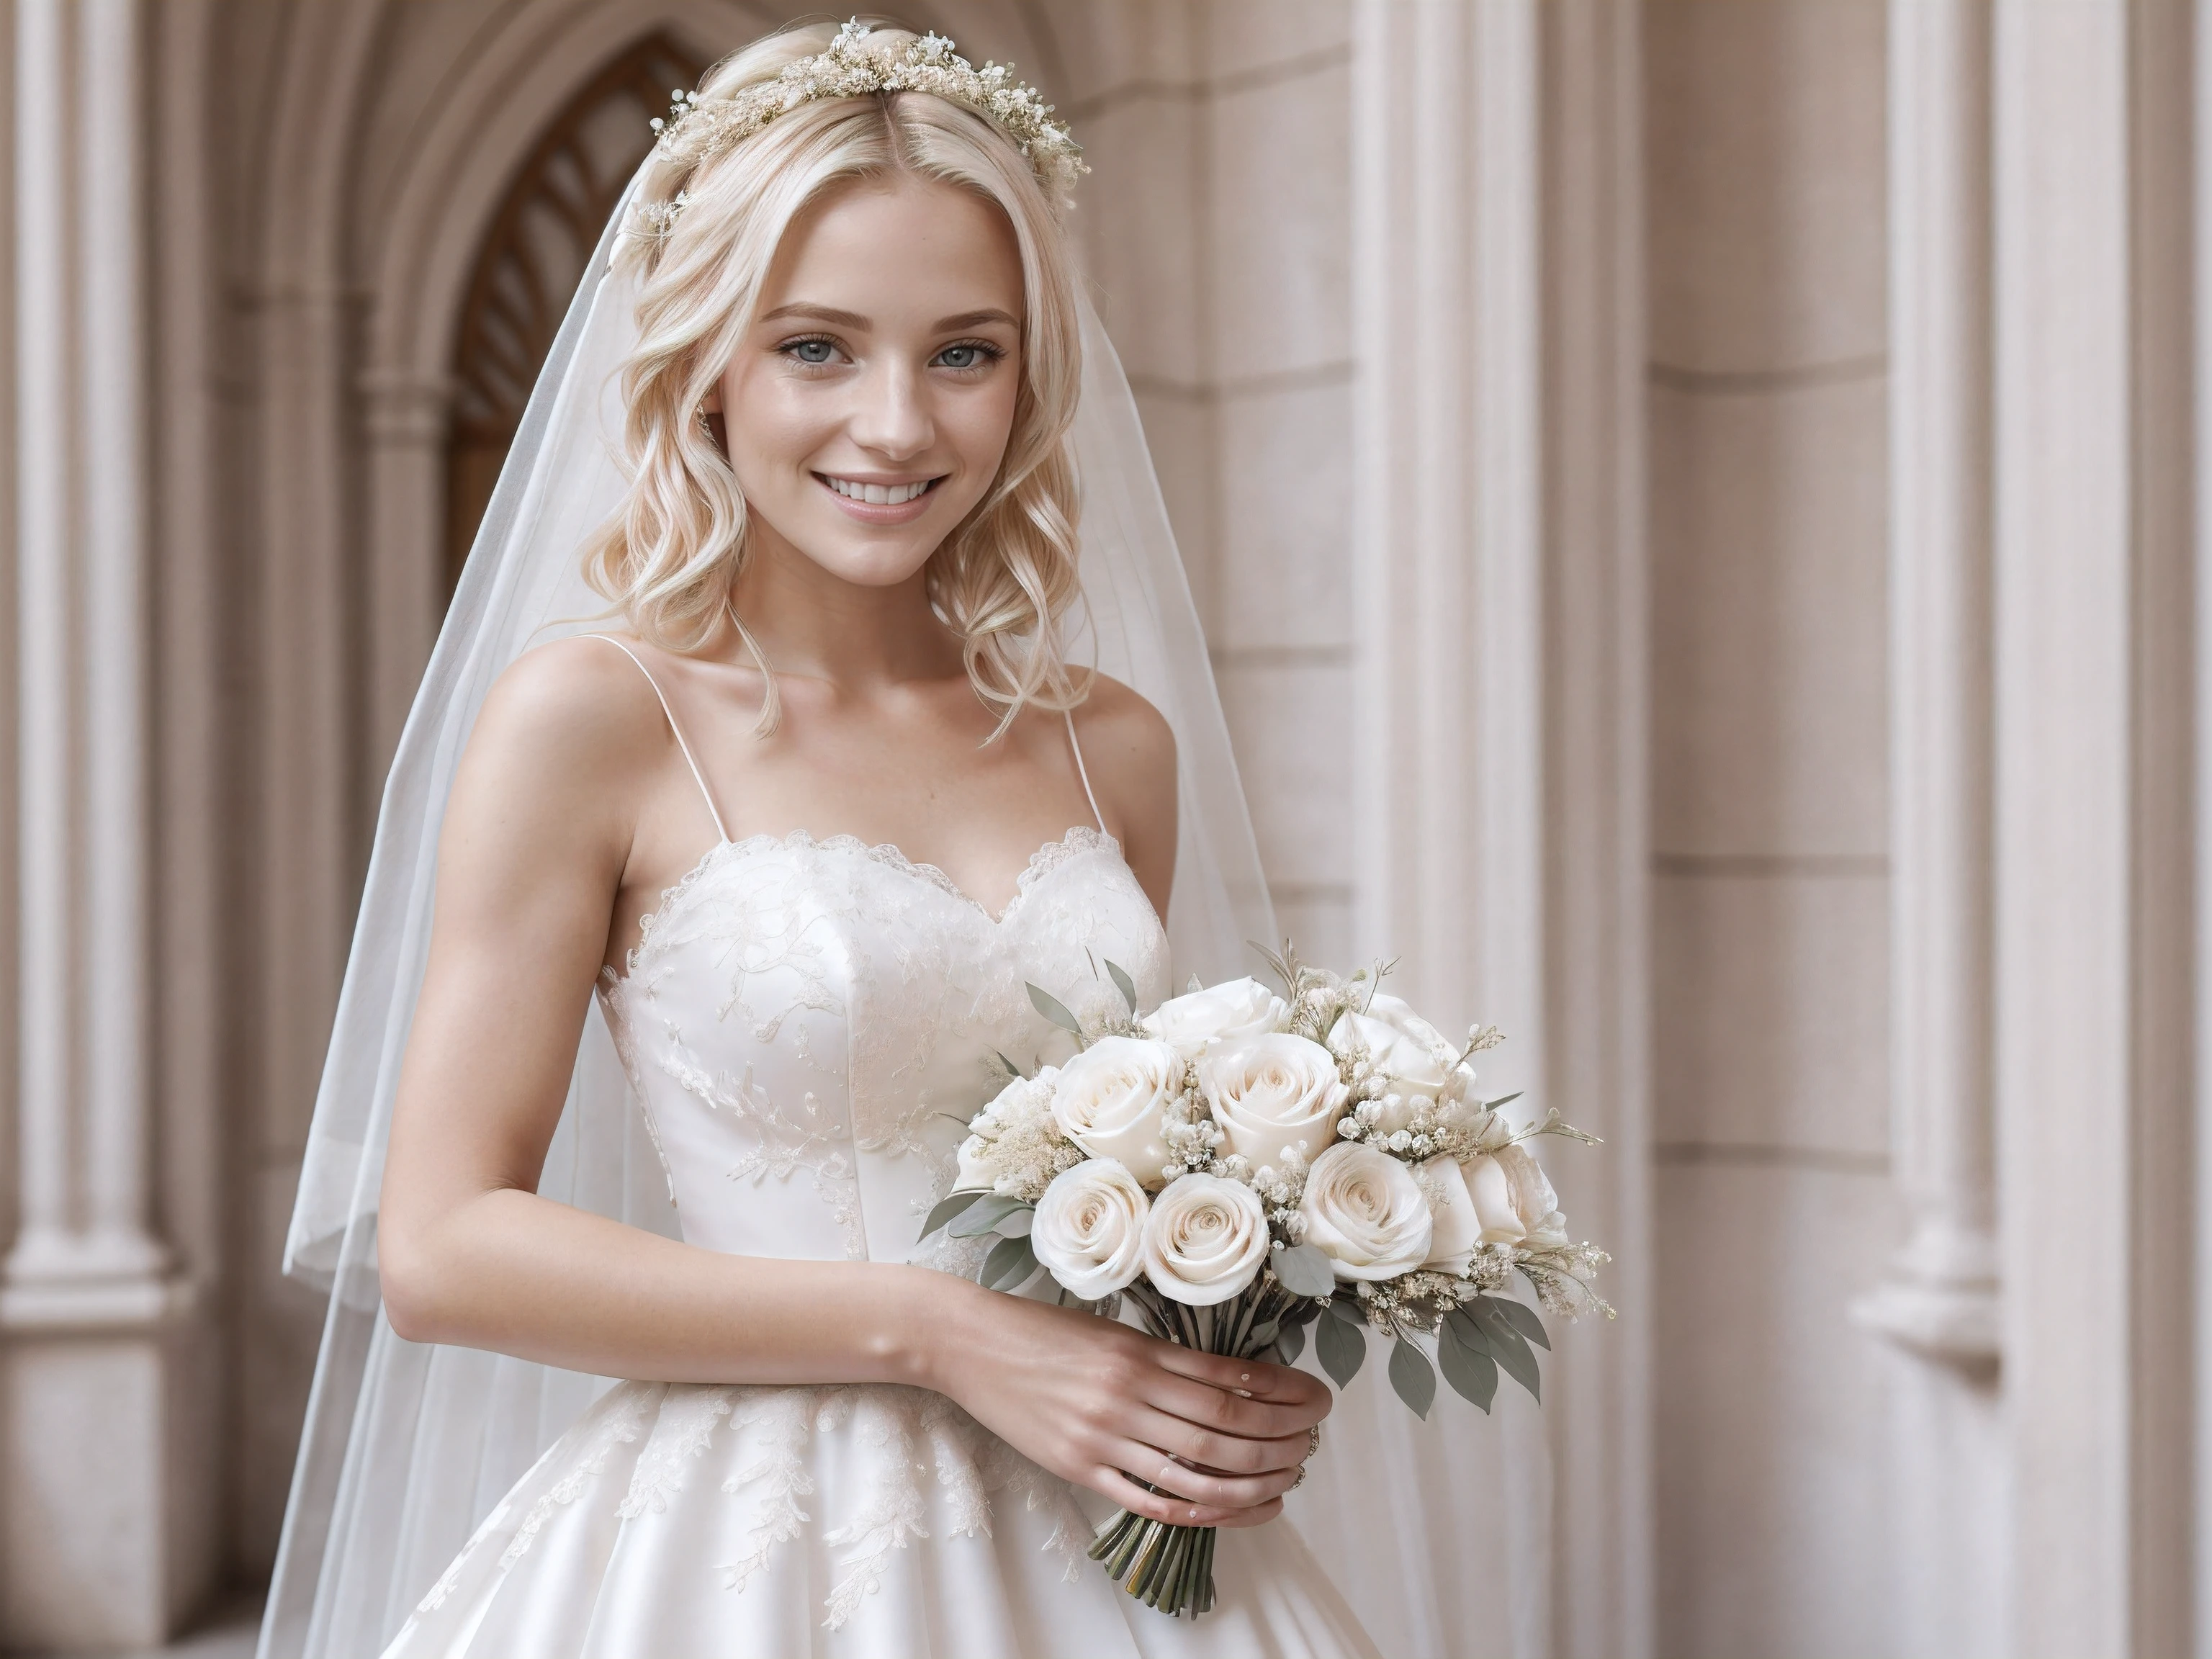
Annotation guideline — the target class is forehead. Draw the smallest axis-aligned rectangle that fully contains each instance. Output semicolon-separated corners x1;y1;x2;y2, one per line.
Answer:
759;174;1024;318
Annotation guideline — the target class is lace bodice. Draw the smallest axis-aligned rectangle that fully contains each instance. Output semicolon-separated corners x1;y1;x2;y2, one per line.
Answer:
597;826;1172;1266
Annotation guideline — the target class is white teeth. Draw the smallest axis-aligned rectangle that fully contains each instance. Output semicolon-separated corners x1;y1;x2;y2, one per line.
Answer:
825;476;930;505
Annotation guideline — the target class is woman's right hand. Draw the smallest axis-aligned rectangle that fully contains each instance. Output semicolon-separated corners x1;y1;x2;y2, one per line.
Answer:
922;1277;1331;1529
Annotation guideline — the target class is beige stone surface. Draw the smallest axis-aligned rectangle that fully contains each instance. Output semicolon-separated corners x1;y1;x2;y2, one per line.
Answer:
1125;390;1218;625
1267;887;1354;975
1655;1162;1902;1659
1205;63;1352;383
1213;659;1352;887
1645;0;1888;374
1653;870;1889;1156
1212;381;1354;651
1074;94;1205;382
1202;0;1352;83
1649;373;1889;857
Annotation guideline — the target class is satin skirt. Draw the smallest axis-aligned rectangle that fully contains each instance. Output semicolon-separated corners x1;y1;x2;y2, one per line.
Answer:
379;1378;1380;1659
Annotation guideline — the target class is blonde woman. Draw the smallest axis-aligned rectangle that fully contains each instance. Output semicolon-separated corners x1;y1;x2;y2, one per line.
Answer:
265;22;1379;1659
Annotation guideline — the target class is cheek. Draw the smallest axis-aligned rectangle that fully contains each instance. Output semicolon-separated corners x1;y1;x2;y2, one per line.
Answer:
943;377;1022;474
719;374;830;485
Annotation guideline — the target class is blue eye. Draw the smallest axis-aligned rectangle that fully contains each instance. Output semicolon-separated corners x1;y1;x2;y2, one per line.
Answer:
935;341;1000;371
787;338;835;365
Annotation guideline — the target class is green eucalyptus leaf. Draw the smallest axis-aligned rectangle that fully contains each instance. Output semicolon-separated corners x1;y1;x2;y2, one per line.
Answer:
1388;1338;1437;1419
1473;1302;1541;1401
995;1207;1034;1238
948;1194;1029;1238
1105;958;1139;1015
1272;1244;1337;1299
1322;1293;1367;1326
1438;1318;1498;1412
1273;1321;1307;1365
994;1050;1030;1081
1483;1092;1524;1111
1493;1296;1550;1350
1444;1307;1493;1356
1315;1308;1367;1388
979;1235;1039;1292
1028;983;1085;1035
920;1189;987;1238
1246;1319;1282;1350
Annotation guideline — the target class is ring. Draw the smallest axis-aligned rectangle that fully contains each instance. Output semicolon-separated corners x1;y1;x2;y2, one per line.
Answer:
1307;1424;1321;1459
1289;1465;1308;1492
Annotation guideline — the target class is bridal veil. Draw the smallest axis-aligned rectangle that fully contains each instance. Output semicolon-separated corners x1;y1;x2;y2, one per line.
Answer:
261;156;1547;1659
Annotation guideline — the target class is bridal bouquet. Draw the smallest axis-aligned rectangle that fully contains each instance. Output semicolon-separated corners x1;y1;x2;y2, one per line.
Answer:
920;945;1611;1619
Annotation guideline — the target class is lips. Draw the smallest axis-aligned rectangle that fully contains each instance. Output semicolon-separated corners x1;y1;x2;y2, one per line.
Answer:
819;474;938;505
812;471;944;526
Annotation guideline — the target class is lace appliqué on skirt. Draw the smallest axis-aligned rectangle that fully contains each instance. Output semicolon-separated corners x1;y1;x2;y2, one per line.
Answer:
459;1380;1087;1632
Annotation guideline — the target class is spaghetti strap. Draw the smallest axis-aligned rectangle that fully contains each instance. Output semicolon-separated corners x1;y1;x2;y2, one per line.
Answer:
584;635;732;843
1063;709;1106;832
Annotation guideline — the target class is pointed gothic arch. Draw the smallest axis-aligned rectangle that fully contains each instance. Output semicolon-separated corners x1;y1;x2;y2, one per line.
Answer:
446;33;708;590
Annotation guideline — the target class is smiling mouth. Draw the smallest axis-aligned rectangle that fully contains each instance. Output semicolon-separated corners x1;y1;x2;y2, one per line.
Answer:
816;474;942;505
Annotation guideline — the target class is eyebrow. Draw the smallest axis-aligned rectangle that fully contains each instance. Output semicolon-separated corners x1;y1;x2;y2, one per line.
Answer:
757;303;1020;332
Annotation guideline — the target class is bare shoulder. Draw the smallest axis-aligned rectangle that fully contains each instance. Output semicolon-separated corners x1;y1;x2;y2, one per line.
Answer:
445;634;673;863
1071;675;1176;912
1074;674;1175;767
470;634;667;776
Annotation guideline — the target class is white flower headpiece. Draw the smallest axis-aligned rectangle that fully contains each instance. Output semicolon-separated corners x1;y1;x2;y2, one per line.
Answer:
634;18;1084;238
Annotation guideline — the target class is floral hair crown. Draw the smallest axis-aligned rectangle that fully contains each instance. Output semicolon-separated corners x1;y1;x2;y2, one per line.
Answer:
634;18;1084;237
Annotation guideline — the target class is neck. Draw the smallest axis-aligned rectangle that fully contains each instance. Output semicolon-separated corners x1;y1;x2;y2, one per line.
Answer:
721;526;962;691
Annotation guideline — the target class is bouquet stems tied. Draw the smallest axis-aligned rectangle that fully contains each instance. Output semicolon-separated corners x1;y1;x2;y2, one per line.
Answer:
1087;1277;1303;1618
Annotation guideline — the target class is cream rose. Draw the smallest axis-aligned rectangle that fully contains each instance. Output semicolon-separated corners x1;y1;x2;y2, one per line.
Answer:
1416;1154;1482;1273
1198;1033;1349;1174
1328;994;1458;1133
1032;1161;1151;1300
1141;1174;1271;1304
1140;976;1288;1061
1462;1143;1561;1246
1300;1142;1434;1280
1049;1037;1182;1188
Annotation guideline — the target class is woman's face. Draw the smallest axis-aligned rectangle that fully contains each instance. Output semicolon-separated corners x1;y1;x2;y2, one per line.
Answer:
716;174;1026;588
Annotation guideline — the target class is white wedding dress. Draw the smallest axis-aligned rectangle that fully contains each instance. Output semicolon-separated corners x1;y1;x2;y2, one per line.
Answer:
377;650;1378;1659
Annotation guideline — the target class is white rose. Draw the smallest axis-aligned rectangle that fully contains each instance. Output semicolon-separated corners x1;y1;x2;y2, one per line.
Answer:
1197;1034;1349;1174
1141;1174;1271;1305
1416;1154;1481;1273
1049;1036;1182;1188
1033;1161;1150;1299
1299;1142;1434;1281
1140;976;1288;1060
1328;994;1457;1132
1462;1143;1560;1246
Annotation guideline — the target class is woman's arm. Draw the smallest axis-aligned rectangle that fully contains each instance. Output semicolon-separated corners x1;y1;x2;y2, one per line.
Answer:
377;642;1325;1528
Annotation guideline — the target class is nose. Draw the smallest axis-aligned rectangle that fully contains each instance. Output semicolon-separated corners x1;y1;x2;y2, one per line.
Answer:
848;356;933;462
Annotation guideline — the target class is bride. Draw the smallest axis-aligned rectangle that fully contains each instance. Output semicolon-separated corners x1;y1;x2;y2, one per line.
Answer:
261;19;1380;1659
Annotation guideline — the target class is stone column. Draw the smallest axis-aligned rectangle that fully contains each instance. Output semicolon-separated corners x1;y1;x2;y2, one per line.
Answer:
360;369;453;793
0;1;210;1645
1350;4;1653;1655
1856;0;2000;1367
1350;0;1543;1062
1991;0;2193;1652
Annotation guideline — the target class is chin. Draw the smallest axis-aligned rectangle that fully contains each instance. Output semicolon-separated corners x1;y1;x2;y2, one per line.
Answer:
796;531;942;588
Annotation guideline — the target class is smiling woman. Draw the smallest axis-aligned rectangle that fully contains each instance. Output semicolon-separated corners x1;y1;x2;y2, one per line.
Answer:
298;18;1377;1659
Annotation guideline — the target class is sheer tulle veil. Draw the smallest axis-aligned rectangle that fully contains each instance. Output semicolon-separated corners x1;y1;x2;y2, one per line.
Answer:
261;148;1543;1659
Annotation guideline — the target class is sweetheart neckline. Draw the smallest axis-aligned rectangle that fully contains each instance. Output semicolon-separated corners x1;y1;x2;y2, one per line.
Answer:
601;824;1127;991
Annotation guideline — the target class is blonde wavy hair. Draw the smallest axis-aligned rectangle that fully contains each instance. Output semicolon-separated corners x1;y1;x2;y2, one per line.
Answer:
583;20;1088;735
